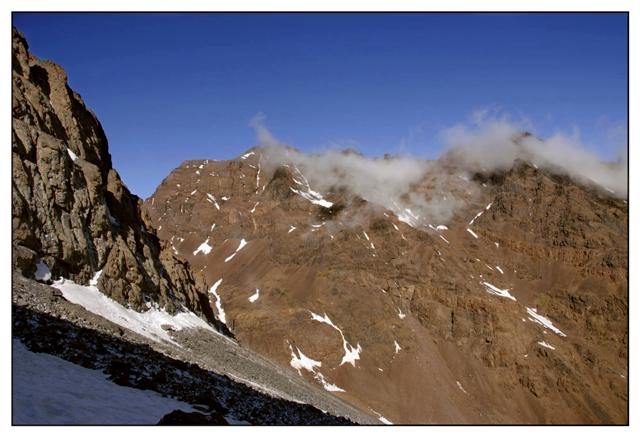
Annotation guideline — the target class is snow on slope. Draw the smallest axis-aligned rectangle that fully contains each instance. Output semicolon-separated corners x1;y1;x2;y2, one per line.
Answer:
288;343;345;393
206;193;221;210
481;281;517;301
51;273;217;346
34;259;51;281
209;278;226;324
527;307;567;337
289;344;322;374
225;238;248;262
396;207;421;227
193;238;212;255
66;147;78;162
12;339;196;424
538;341;556;350
249;289;260;303
289;166;334;208
309;311;362;367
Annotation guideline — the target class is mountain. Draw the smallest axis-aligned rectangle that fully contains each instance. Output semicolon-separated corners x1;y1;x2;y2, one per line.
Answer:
145;145;627;423
11;27;366;425
11;24;628;425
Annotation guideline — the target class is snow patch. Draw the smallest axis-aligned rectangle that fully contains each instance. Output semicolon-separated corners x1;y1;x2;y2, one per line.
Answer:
378;416;393;425
370;409;393;425
193;238;212;256
538;341;556;350
394;340;402;354
289;187;333;208
288;167;333;208
241;151;255;159
89;270;102;286
396;208;421;228
526;308;566;337
314;373;345;393
456;381;468;394
287;343;345;392
288;225;297;233
52;277;216;346
209;279;226;325
206;193;220;210
288;344;321;374
66;148;78;162
341;342;362;367
34;259;51;282
224;238;248;263
495;266;504;274
466;228;479;239
12;339;196;424
469;210;483;225
481;282;517;301
309;311;362;367
397;308;406;319
436;225;448;231
250;202;259;213
248;289;260;303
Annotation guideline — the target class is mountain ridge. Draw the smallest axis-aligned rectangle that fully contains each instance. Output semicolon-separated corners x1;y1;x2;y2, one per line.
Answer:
145;144;627;423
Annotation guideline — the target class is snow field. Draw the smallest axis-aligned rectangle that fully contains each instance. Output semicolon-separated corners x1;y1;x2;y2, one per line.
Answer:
51;274;216;346
12;339;197;424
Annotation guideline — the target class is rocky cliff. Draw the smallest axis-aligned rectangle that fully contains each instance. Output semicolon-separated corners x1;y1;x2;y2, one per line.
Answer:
11;27;216;323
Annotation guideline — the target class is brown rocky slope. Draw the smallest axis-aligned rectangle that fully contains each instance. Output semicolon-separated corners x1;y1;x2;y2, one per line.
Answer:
146;146;627;424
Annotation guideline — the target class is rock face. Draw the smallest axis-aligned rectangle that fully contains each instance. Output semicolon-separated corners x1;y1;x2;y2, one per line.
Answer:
11;27;215;323
146;148;627;424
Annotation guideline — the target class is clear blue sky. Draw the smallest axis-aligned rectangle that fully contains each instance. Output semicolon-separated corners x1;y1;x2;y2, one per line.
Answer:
13;13;627;199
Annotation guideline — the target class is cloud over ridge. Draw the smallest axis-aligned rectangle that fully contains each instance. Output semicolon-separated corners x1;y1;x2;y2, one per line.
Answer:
249;111;627;227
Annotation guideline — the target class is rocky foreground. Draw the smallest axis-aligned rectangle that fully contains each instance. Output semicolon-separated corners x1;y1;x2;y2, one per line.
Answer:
12;272;373;424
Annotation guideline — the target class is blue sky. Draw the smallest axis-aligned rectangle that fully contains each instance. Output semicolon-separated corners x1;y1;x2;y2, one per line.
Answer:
13;13;627;199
